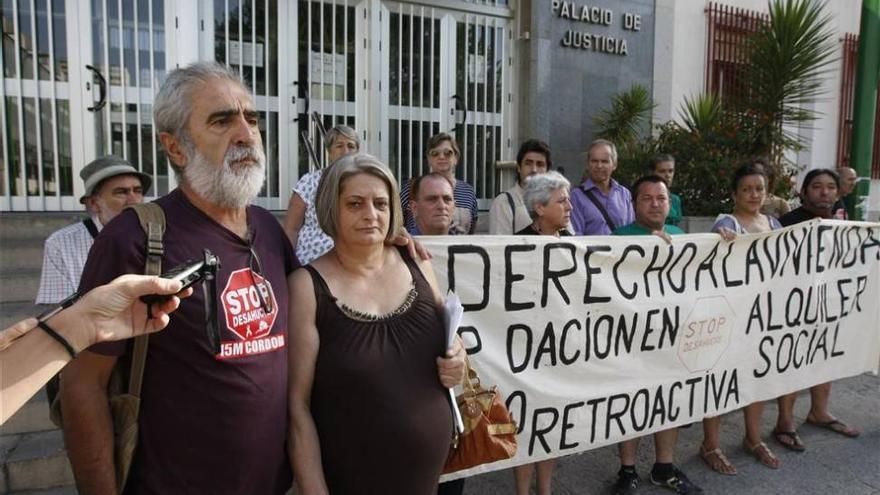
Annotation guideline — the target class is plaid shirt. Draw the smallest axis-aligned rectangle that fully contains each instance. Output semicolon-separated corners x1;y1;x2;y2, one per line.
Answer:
35;217;102;304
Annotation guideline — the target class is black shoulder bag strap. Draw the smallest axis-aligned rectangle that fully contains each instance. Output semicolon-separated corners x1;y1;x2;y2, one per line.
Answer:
504;192;516;233
82;218;100;239
581;186;617;232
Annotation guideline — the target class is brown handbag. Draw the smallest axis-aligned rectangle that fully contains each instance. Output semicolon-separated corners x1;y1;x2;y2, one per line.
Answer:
442;359;518;474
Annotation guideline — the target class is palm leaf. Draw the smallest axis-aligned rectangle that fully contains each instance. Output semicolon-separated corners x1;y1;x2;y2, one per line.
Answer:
593;85;656;150
741;0;837;155
679;92;724;134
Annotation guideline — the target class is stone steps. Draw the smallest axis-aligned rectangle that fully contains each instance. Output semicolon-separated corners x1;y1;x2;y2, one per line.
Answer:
0;429;74;493
0;301;41;330
0;239;46;273
1;213;77;494
0;213;83;239
8;487;77;495
0;268;41;305
1;391;56;437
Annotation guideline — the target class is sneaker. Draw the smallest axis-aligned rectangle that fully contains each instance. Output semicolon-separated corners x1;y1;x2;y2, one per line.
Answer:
649;466;703;494
612;469;641;495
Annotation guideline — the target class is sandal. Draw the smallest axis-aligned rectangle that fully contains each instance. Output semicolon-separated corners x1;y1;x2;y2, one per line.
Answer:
772;429;806;452
699;445;737;475
806;417;860;438
744;439;781;469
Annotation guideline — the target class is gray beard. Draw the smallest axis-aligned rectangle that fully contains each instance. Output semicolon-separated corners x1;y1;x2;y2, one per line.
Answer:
182;144;266;209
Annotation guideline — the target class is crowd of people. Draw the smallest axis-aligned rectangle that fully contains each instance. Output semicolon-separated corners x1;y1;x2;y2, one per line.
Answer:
0;60;869;495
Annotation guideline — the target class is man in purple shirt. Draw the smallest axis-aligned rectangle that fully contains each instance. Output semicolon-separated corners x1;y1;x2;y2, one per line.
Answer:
570;139;634;235
59;62;295;494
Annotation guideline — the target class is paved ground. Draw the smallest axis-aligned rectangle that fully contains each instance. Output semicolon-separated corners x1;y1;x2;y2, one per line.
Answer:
461;372;880;495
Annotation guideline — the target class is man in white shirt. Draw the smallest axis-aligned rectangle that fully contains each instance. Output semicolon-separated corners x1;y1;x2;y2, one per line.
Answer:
488;139;551;234
35;157;150;304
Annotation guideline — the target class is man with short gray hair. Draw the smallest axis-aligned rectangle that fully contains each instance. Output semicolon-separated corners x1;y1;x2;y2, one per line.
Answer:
570;139;634;235
60;61;296;494
36;156;150;305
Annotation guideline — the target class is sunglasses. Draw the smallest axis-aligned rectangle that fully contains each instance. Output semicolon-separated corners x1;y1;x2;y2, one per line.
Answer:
429;149;456;158
249;245;274;315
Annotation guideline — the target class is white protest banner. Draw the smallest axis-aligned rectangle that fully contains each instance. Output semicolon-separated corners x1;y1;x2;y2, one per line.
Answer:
425;219;880;481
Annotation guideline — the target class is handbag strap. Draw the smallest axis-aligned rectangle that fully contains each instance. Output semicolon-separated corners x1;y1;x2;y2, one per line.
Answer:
581;185;617;232
460;355;482;398
504;192;516;233
82;218;100;239
125;203;166;398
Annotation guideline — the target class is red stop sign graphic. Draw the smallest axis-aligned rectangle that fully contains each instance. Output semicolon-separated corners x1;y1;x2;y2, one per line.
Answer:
220;268;277;341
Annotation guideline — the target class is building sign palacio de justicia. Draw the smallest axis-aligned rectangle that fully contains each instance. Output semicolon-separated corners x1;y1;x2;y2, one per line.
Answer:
551;0;643;56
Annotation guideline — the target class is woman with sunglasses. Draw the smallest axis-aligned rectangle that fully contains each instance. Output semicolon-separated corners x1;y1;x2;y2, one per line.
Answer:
288;154;466;495
400;133;478;235
283;125;360;264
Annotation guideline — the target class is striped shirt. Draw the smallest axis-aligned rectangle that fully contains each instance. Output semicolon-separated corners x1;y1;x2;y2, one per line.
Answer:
35;217;102;304
400;179;478;235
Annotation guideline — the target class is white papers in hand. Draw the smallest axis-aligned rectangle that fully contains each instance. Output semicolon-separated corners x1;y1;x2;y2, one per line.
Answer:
443;293;465;435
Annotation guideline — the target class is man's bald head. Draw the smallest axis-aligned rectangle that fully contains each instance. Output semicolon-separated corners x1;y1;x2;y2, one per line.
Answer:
837;167;858;196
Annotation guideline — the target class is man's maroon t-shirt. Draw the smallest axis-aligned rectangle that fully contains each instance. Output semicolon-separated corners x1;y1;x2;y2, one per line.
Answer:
79;189;296;494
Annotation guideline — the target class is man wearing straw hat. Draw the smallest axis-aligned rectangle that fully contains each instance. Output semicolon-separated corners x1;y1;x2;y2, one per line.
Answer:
35;156;150;304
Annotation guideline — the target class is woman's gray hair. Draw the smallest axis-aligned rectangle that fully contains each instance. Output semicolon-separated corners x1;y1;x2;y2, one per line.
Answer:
325;125;360;151
154;62;245;139
522;171;571;220
314;153;403;242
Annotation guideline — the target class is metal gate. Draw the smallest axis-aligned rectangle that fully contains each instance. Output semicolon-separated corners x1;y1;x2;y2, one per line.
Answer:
379;0;513;204
2;0;79;211
1;0;512;211
1;0;169;211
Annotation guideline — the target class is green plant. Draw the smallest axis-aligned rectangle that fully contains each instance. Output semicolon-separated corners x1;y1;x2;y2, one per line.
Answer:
739;0;837;158
681;92;724;135
592;84;655;155
591;0;834;217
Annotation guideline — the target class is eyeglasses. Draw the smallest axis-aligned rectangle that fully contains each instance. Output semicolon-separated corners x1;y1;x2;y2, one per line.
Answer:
249;245;274;315
429;149;456;158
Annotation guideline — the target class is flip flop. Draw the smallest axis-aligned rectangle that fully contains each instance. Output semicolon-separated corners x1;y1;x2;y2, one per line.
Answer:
806;418;860;438
772;429;806;452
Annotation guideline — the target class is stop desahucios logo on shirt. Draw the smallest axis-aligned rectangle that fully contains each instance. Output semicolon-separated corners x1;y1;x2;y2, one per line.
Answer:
217;267;285;359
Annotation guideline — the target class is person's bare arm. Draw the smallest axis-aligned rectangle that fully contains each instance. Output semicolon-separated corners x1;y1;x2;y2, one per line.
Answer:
1;275;185;423
283;193;308;249
287;269;329;495
416;258;466;388
60;351;118;494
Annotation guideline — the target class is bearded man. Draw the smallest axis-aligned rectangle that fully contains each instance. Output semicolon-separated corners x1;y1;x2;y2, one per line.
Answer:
59;62;296;494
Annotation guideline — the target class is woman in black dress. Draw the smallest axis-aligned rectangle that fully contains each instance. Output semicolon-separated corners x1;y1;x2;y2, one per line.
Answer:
288;154;466;495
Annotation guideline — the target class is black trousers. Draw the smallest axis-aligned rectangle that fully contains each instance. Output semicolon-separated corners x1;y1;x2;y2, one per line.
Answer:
437;479;465;495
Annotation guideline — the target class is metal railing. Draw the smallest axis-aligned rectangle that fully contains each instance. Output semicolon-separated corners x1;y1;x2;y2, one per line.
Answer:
704;2;766;102
836;33;880;179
